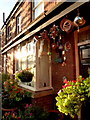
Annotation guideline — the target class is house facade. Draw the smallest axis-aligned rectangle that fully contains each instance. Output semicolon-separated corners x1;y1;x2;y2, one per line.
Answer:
1;0;90;111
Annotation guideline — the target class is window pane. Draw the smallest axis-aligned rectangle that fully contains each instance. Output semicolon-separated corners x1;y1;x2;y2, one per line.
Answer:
27;56;33;68
33;1;44;19
15;46;21;71
82;48;90;59
34;3;44;18
21;44;27;57
16;15;21;34
27;41;36;68
22;57;27;70
34;0;42;7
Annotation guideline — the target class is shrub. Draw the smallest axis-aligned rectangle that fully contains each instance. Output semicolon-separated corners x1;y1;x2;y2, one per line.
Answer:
56;69;90;118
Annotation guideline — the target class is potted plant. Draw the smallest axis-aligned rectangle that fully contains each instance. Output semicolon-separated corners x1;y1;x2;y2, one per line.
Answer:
56;68;90;119
15;68;34;82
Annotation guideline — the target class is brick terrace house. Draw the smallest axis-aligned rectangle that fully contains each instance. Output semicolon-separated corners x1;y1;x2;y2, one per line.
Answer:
0;0;90;112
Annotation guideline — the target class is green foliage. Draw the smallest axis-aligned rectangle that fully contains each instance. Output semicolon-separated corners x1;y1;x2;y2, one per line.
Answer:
2;104;49;120
22;104;49;120
2;79;32;109
15;68;33;82
56;73;90;118
1;72;10;81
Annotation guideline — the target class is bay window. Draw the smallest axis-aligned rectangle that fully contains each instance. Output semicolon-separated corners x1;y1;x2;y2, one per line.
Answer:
15;38;52;91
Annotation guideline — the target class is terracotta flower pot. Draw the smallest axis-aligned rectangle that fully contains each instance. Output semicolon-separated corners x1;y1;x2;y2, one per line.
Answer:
2;107;16;111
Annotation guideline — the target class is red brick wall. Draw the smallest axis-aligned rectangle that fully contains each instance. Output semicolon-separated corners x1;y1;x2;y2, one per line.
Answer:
21;1;32;31
1;28;6;48
7;49;14;75
32;94;55;111
44;1;56;12
44;0;61;12
6;1;32;42
52;32;76;93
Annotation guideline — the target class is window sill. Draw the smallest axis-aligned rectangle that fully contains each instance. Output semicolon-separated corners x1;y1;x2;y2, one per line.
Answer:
31;12;44;24
19;83;54;98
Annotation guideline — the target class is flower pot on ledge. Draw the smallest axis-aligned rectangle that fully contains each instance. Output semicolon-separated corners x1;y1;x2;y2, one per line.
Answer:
2;108;16;112
15;69;34;82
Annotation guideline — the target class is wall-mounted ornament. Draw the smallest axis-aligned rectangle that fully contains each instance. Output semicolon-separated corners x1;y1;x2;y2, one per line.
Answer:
47;52;52;55
61;50;66;66
60;18;73;33
58;43;64;51
54;57;63;63
49;24;59;40
54;53;63;63
40;30;49;40
64;41;71;51
62;61;66;66
74;16;86;27
74;9;86;27
49;24;60;50
51;43;58;50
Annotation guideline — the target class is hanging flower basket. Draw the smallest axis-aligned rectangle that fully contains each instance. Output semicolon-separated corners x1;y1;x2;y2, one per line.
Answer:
15;68;34;82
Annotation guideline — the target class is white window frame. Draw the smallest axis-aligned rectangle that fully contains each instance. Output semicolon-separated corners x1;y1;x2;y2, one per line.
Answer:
32;0;44;20
15;39;52;92
16;14;21;34
7;25;11;40
15;45;21;71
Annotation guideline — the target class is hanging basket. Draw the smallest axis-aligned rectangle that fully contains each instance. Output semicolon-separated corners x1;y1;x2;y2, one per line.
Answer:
20;75;33;82
16;70;34;82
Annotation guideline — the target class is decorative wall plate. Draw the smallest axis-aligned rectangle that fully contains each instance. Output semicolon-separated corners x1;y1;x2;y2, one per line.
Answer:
60;18;73;33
